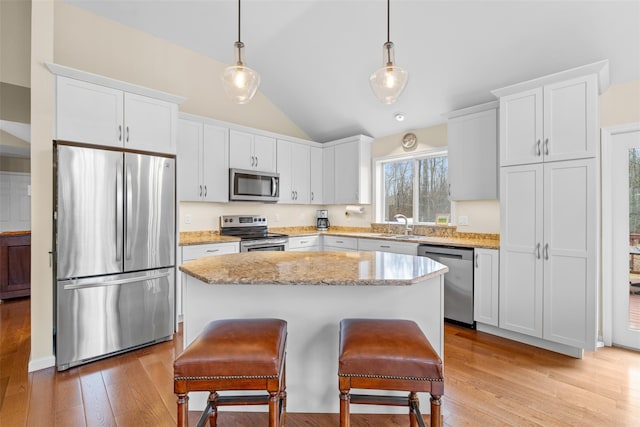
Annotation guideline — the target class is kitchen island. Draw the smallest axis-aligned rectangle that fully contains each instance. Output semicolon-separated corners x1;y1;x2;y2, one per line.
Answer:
180;251;448;414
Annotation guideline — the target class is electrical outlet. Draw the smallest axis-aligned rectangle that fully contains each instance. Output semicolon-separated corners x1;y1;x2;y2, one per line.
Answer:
458;215;469;226
185;214;192;224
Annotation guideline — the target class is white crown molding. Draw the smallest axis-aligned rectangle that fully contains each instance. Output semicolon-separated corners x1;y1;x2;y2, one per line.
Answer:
491;59;610;98
46;62;186;105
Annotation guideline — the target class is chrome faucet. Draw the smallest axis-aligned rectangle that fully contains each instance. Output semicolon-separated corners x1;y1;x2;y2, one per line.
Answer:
393;214;412;235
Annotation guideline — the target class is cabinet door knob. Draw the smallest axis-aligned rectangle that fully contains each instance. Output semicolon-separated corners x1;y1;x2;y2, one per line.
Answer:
255;156;258;167
126;126;130;143
475;253;479;268
536;243;541;259
199;185;203;197
544;243;549;260
118;125;122;141
536;140;541;156
544;138;549;155
311;192;314;201
204;185;207;197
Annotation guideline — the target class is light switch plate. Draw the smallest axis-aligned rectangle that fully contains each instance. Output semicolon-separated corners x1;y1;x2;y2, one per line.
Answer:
458;215;469;226
185;214;192;224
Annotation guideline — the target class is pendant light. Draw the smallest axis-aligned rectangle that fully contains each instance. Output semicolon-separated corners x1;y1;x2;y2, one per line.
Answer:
369;0;408;104
221;0;260;104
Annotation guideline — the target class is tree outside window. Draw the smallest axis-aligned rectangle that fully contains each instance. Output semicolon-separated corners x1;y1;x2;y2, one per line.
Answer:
380;152;450;223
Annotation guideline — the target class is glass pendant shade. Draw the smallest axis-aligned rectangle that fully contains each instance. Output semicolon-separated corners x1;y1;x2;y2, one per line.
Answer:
370;41;408;104
222;41;260;104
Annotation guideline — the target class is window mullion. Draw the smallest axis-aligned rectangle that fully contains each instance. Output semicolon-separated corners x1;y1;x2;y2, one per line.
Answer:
413;158;420;224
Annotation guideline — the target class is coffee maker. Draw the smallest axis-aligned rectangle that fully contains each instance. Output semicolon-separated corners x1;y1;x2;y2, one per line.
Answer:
316;210;330;231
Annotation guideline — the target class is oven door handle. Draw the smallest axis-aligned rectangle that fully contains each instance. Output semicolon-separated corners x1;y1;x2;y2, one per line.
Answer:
241;238;288;249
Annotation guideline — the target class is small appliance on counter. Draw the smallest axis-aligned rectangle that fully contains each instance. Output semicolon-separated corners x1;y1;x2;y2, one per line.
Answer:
316;210;330;231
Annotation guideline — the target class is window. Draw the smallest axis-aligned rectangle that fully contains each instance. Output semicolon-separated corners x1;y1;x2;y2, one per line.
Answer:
376;150;450;224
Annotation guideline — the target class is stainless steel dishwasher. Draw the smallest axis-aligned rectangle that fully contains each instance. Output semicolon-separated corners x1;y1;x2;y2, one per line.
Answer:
418;245;475;328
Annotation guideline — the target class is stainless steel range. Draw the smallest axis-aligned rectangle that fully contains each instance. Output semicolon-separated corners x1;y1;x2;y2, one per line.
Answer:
220;215;289;252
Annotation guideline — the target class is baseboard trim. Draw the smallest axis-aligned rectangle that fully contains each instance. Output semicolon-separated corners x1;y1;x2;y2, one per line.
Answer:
28;354;56;372
476;323;584;358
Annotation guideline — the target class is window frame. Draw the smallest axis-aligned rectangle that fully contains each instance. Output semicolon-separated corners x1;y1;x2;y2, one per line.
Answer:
373;148;454;225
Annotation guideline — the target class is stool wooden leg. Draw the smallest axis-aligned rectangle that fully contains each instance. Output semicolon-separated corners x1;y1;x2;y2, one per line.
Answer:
268;391;280;427
339;390;351;427
430;394;442;427
280;362;287;426
176;393;189;427
207;392;219;427
409;392;420;427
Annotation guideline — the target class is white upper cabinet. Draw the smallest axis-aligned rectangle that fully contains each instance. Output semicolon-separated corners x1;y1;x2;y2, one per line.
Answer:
322;146;335;204
329;135;372;204
177;117;229;203
56;77;124;147
54;73;180;154
446;101;498;200
542;76;598;162
277;139;310;204
494;61;607;167
229;130;276;172
309;146;323;204
123;92;176;154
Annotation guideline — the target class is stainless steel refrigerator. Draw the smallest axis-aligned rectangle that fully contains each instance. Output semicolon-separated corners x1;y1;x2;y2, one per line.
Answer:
54;142;175;371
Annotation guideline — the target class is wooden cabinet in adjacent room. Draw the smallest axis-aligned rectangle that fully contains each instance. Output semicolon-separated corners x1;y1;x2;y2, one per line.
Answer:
0;233;31;299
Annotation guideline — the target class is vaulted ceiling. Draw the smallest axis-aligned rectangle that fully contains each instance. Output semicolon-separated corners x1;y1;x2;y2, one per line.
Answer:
66;0;639;142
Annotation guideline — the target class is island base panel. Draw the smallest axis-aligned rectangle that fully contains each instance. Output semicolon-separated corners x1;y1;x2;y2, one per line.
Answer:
183;275;444;414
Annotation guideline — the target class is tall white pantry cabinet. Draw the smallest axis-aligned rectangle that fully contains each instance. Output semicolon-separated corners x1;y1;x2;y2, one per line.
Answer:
493;61;608;354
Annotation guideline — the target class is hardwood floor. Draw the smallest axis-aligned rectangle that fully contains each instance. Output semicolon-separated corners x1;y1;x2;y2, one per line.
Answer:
1;296;639;426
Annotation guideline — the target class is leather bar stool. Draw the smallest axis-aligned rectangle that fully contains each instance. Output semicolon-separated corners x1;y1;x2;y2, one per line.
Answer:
338;318;444;427
174;318;287;427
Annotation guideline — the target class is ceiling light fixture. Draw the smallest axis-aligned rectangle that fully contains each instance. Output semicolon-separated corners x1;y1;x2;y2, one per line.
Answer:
221;0;260;104
369;0;408;104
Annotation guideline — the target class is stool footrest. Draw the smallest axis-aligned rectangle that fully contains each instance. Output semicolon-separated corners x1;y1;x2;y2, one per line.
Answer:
216;394;270;406
350;394;412;406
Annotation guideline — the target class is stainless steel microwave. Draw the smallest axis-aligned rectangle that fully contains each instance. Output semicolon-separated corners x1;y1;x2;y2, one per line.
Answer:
229;168;280;202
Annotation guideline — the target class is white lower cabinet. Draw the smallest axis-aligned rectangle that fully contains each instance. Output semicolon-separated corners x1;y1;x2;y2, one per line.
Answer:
323;236;358;252
499;158;597;350
473;248;500;327
357;238;418;255
177;242;239;319
288;235;321;252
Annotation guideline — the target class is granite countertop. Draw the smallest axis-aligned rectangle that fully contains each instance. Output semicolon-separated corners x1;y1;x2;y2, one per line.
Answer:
180;227;500;249
282;229;500;249
180;251;448;286
180;231;240;246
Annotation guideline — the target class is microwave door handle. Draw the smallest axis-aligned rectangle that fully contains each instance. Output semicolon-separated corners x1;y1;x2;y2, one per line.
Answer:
272;177;277;197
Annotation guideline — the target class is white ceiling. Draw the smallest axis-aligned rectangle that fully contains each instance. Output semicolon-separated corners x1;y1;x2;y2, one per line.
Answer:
66;0;640;142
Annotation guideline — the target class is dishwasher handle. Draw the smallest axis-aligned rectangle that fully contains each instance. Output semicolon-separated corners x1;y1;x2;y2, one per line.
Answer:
423;251;463;260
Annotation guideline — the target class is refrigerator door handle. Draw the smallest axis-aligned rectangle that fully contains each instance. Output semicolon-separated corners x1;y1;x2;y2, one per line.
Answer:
116;159;123;261
126;165;133;260
62;271;171;290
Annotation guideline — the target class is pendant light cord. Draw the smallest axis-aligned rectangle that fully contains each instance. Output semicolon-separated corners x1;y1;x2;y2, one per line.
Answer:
386;0;390;43
237;0;241;43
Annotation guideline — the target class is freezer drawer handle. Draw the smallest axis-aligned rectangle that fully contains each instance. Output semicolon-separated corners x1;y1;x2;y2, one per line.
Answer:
63;271;171;290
